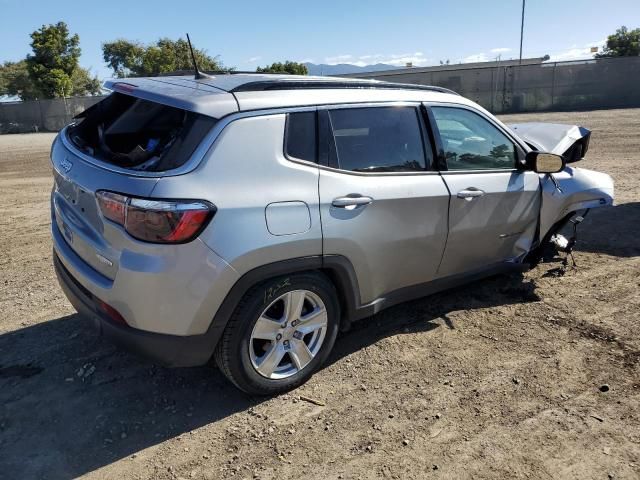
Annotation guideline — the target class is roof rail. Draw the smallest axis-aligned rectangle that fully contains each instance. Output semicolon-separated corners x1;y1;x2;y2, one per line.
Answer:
230;79;459;95
157;70;276;77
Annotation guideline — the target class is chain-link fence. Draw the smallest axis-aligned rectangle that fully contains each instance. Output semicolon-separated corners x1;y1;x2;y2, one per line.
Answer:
342;56;640;114
0;96;104;134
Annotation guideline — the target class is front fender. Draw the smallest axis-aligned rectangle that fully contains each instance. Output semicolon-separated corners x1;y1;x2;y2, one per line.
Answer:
539;166;614;239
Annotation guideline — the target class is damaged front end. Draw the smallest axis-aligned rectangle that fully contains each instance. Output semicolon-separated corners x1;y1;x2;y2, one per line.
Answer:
514;122;615;264
538;166;614;241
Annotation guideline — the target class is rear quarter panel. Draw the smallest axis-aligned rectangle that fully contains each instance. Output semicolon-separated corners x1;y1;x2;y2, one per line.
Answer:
151;113;323;276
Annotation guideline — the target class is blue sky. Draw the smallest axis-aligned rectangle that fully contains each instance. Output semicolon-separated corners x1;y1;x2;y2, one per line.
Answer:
1;0;639;79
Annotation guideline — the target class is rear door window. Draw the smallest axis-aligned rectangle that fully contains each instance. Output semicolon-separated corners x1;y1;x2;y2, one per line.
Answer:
327;107;430;173
68;92;217;172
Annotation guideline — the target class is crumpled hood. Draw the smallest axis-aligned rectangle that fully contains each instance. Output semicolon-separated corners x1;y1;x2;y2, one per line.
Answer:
508;122;591;163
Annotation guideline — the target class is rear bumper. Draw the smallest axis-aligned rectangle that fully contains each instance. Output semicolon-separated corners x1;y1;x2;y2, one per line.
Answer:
54;252;223;367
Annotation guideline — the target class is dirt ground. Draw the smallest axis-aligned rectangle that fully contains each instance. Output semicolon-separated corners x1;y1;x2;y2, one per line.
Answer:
0;108;639;480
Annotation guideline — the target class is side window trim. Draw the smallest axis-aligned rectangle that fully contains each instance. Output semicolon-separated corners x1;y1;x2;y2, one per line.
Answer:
415;105;434;171
326;109;340;170
422;105;447;171
423;102;527;172
318;109;331;168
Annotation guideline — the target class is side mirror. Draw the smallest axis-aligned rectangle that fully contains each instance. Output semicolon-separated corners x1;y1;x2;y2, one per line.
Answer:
526;151;566;174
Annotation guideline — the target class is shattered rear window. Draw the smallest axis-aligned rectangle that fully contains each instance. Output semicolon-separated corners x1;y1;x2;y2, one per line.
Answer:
68;92;216;171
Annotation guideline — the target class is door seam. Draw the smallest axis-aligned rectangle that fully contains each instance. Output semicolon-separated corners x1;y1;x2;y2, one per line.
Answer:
434;171;452;274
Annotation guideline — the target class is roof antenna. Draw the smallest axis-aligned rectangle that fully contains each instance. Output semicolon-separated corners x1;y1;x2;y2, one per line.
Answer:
186;33;213;79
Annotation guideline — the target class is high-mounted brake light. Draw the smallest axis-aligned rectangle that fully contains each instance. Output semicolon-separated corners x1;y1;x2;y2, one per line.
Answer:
111;82;138;93
96;191;214;244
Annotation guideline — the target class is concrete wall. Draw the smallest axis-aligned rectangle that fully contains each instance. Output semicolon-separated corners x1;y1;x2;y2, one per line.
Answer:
0;96;103;134
1;57;639;134
341;56;640;114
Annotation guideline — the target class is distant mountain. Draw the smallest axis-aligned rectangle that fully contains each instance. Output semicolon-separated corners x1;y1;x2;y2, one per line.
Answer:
304;62;398;76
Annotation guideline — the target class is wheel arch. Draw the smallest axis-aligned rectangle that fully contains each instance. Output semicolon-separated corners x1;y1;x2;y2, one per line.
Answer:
207;255;361;345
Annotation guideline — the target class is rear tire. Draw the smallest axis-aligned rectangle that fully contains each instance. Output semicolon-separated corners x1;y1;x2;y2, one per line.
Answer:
214;272;340;395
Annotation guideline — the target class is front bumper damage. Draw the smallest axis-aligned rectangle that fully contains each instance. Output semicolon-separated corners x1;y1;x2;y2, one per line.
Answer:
538;166;614;241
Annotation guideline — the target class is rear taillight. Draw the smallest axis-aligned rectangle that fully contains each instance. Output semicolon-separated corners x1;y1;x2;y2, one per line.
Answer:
96;191;127;224
96;191;214;244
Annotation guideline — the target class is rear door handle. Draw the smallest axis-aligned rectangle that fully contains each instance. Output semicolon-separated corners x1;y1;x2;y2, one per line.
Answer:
457;188;485;201
332;195;373;208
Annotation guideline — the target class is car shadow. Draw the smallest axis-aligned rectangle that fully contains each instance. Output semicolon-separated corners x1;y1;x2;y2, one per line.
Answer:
0;313;260;479
572;202;640;258
534;202;639;275
328;270;539;367
0;272;537;479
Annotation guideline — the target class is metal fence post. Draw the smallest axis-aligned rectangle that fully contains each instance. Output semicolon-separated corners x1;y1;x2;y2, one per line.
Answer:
501;66;508;113
37;99;45;133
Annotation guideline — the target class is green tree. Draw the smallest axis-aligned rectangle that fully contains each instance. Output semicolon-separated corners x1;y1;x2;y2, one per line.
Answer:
102;39;144;78
70;67;102;97
596;26;640;58
27;22;83;97
256;61;308;75
0;59;100;101
1;23;99;100
102;38;225;77
0;60;40;100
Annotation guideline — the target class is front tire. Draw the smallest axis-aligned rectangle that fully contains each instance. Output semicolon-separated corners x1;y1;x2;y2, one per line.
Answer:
214;272;340;395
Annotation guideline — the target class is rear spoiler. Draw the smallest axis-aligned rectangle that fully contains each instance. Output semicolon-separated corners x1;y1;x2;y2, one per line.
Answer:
101;78;238;118
508;123;591;163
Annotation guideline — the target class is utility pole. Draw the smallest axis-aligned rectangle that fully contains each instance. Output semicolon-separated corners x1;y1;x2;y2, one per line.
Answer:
519;0;526;64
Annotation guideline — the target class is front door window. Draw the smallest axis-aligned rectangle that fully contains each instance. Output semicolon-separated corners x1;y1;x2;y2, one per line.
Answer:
431;107;517;170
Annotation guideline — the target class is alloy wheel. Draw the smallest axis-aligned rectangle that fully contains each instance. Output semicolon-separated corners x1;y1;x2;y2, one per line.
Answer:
249;289;328;379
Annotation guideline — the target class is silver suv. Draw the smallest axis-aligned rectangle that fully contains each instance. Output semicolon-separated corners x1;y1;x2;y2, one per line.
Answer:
51;74;614;394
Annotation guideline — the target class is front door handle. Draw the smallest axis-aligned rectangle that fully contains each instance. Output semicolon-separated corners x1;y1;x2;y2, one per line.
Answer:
457;188;485;201
332;195;373;208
